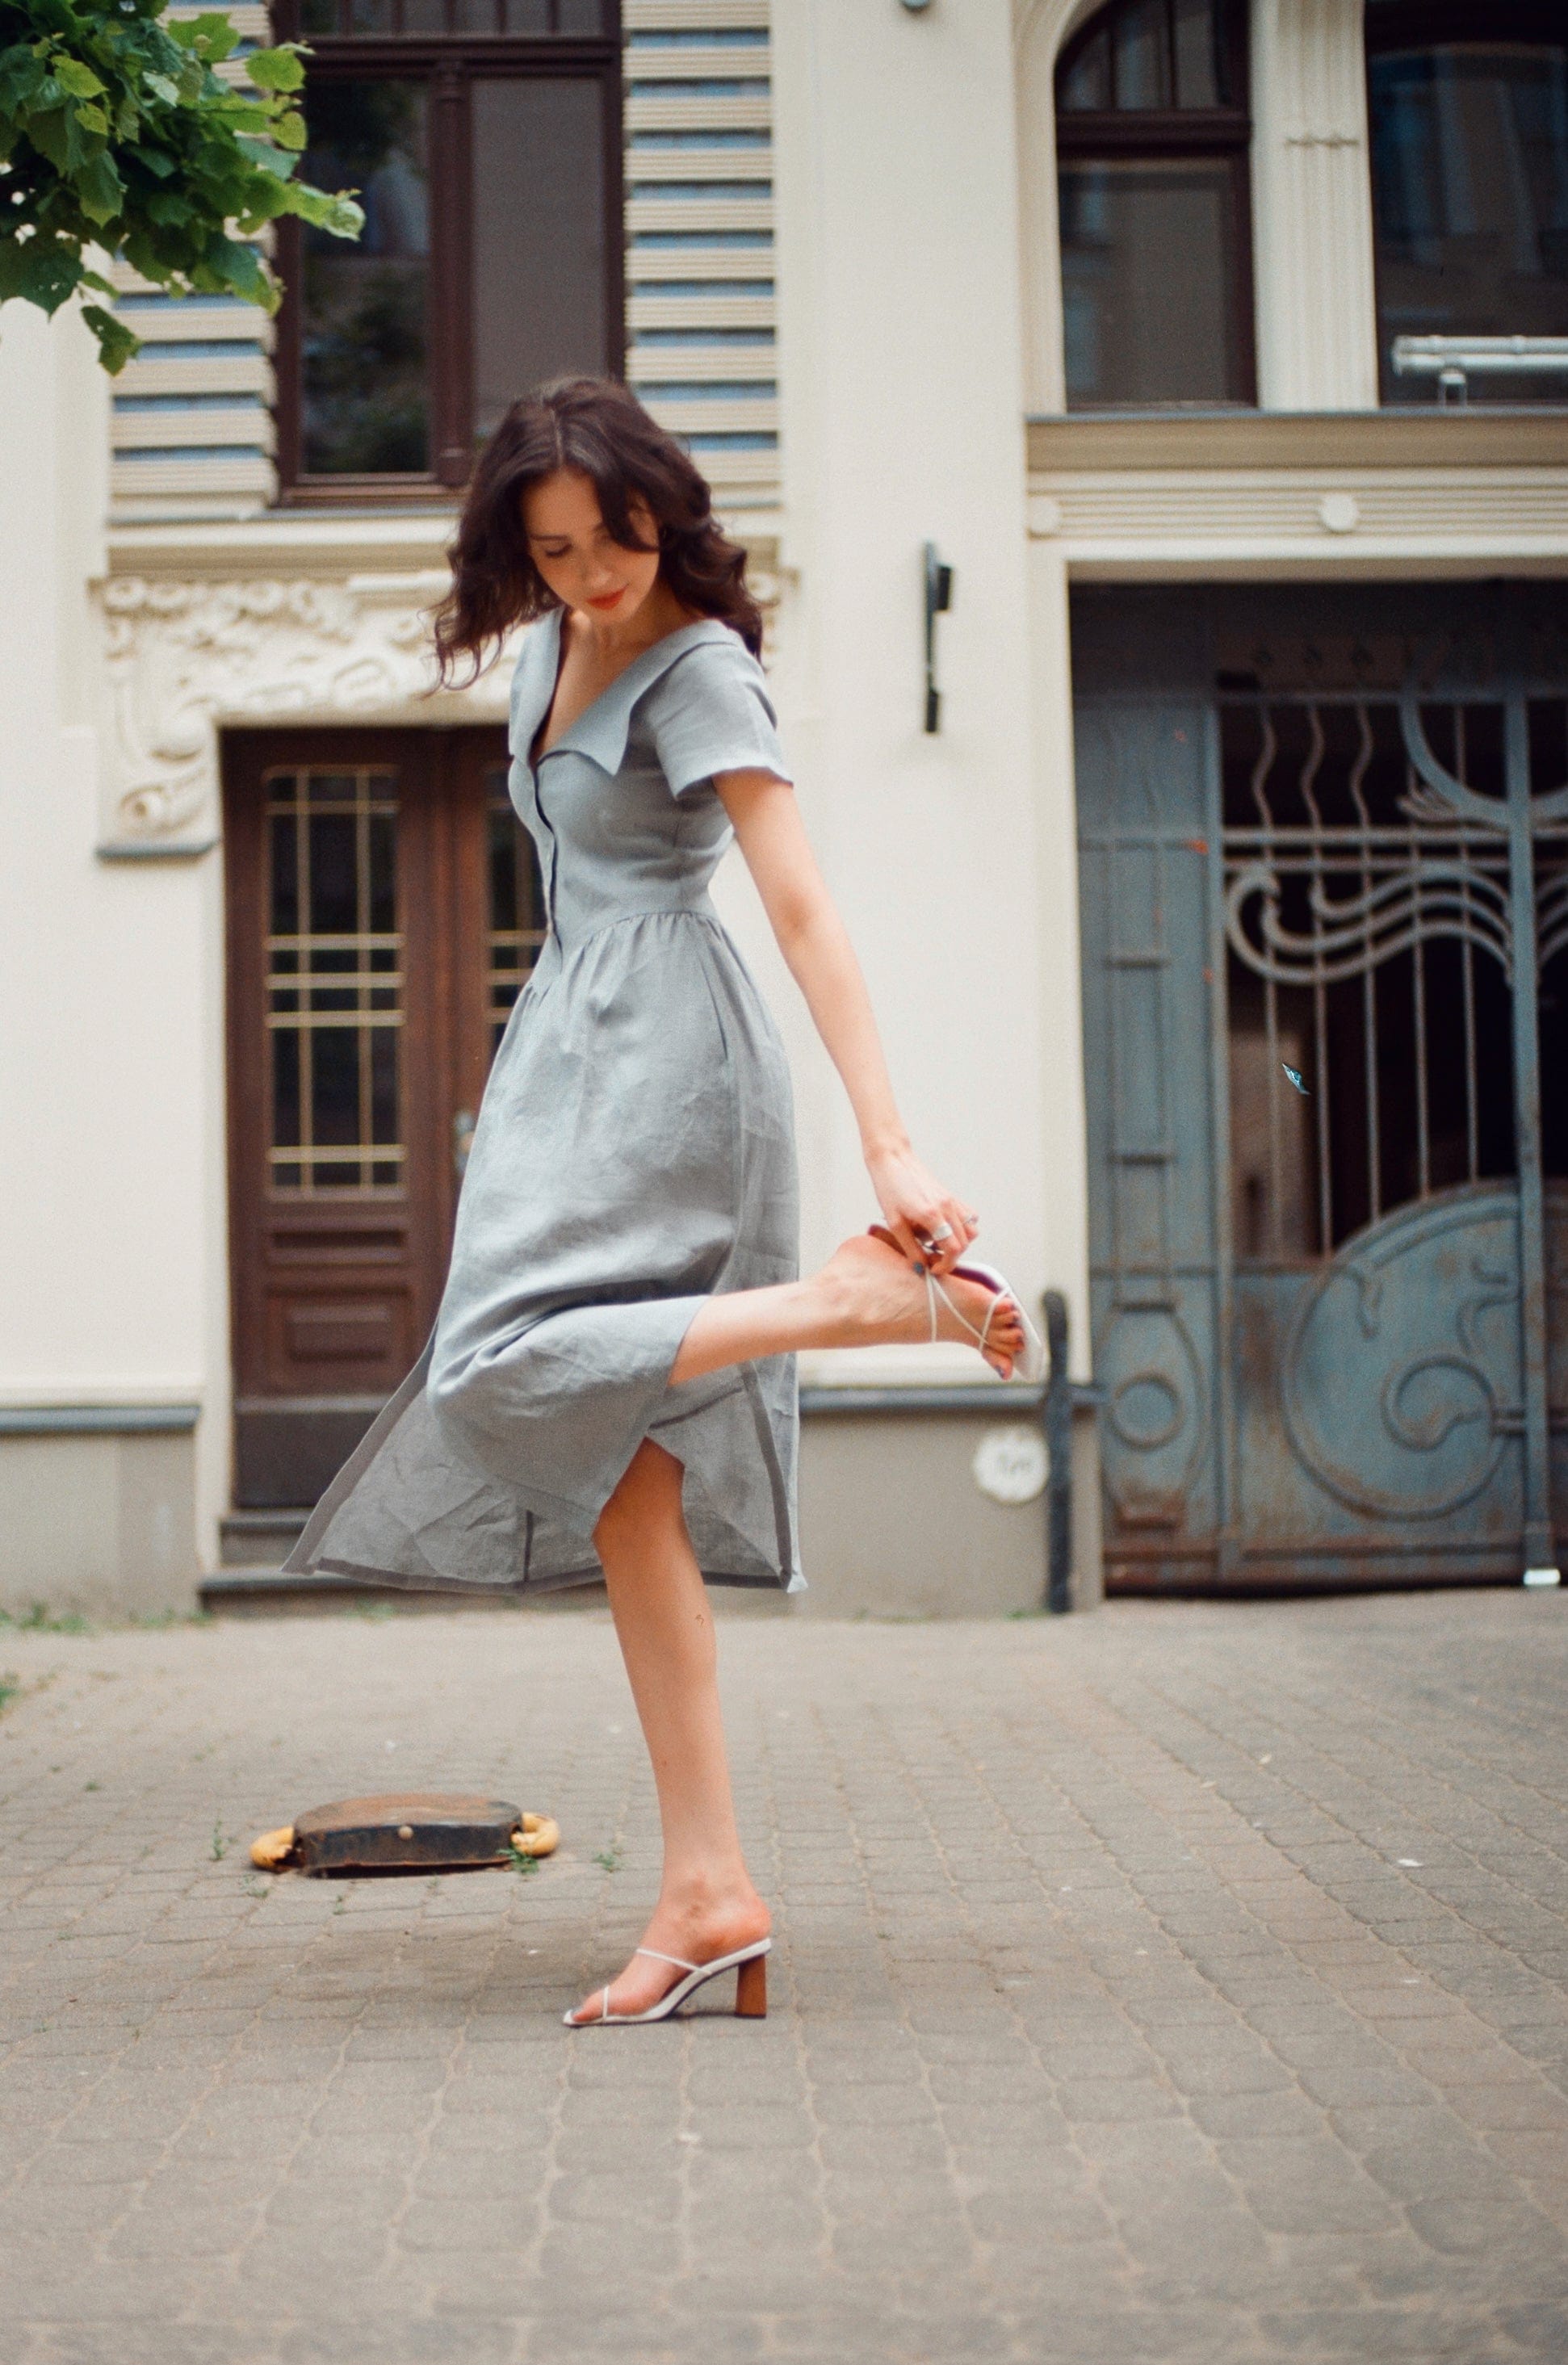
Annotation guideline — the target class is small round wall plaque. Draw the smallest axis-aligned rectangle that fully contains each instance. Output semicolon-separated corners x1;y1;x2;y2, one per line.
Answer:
971;1425;1049;1507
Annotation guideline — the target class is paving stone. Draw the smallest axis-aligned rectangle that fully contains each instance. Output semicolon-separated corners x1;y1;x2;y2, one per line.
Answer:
1;1595;1566;2362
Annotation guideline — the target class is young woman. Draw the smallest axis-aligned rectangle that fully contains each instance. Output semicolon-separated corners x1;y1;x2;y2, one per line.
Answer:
286;377;1033;2030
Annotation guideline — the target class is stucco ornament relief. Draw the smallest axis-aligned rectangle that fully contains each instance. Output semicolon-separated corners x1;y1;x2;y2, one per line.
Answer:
98;552;782;853
97;575;517;850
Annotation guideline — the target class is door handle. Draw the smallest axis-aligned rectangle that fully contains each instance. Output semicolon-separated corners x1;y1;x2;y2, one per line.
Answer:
453;1109;476;1179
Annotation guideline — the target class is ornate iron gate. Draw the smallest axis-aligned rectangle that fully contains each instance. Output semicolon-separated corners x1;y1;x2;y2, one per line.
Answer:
1075;587;1566;1591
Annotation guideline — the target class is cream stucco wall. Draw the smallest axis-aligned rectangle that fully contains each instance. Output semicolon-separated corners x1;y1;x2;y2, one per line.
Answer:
0;297;228;1585
767;0;1053;1379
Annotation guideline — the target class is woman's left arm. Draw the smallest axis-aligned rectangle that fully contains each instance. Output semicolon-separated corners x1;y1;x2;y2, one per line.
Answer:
716;768;976;1275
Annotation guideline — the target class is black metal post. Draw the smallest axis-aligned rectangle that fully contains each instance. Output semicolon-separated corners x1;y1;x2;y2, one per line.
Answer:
1042;1290;1072;1614
923;543;953;734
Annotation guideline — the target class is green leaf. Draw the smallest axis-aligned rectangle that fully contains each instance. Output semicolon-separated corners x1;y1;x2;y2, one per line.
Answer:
145;189;192;224
206;231;267;300
18;237;83;312
236;133;297;180
0;54;47;114
74;99;109;133
75;149;124;224
273;107;306;153
80;300;140;374
142;71;180;105
0;241;30;303
211;99;274;135
174;12;238;61
129;142;177;178
245;44;305;94
287;187;363;239
54;57;107;99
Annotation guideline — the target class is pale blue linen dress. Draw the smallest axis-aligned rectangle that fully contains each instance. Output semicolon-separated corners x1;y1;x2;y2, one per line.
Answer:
283;613;803;1595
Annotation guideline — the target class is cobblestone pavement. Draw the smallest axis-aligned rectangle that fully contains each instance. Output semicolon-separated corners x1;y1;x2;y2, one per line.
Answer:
1;1592;1566;2365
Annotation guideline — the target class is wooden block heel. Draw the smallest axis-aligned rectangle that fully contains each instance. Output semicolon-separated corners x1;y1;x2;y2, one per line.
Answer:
564;1936;772;2027
734;1953;767;2017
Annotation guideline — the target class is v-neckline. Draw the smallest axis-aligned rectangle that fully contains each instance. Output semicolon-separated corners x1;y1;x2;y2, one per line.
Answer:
528;607;713;769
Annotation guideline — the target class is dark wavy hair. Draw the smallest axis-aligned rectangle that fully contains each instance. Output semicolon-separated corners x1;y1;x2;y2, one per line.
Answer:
432;377;763;686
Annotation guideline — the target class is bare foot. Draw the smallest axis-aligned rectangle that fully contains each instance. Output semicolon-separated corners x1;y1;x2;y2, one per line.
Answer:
566;1884;772;2025
811;1234;1025;1377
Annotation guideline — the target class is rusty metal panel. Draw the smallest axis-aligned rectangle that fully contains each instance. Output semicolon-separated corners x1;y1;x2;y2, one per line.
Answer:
1076;689;1226;1585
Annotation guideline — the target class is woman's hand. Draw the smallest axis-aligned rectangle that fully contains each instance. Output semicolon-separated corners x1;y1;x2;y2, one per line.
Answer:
865;1143;978;1277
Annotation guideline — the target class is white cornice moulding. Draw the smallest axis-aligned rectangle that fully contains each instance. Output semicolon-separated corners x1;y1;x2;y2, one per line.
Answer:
1024;466;1568;553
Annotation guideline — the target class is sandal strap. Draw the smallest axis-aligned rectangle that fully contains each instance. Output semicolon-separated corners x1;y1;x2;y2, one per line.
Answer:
931;1276;987;1353
933;1273;1016;1358
635;1946;700;1973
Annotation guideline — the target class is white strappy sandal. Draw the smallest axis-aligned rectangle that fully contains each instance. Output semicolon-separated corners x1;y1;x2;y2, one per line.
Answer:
564;1937;770;2027
870;1227;1046;1383
935;1256;1046;1383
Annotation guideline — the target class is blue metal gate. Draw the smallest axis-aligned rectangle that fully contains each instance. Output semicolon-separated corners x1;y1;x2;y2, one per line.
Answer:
1075;587;1566;1591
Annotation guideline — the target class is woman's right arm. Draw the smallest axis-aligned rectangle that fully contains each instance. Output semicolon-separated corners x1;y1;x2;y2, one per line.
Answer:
715;769;977;1275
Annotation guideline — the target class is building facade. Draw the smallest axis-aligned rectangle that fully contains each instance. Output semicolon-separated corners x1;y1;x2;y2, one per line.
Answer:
2;0;1564;1616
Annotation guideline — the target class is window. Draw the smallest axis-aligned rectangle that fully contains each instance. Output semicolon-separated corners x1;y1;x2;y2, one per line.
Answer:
270;0;623;497
1368;2;1568;405
1054;0;1253;409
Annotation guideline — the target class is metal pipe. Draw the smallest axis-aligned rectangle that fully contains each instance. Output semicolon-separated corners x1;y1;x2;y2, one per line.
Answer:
1393;334;1568;376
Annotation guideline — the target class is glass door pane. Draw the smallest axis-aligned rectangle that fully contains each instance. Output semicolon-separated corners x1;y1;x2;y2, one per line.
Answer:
266;768;405;1192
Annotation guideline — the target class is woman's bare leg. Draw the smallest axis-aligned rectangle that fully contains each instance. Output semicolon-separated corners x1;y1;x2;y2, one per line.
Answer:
671;1230;1025;1385
566;1437;770;2023
564;1237;1022;2022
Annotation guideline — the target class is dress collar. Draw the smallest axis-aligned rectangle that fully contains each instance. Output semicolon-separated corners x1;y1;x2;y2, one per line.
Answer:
512;610;735;776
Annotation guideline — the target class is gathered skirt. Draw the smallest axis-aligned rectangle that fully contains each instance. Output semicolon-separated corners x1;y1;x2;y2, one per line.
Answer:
283;908;803;1595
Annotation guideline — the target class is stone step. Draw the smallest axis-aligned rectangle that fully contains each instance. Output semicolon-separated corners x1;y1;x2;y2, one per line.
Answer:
219;1508;309;1567
198;1568;543;1617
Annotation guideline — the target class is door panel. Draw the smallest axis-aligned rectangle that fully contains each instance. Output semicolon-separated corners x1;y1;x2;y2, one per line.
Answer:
224;726;536;1507
1076;694;1228;1579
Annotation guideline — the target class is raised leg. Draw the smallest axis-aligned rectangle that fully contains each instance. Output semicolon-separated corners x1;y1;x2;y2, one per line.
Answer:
670;1231;1025;1385
565;1437;771;2023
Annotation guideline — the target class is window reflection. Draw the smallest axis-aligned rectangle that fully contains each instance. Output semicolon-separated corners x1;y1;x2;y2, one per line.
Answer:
472;80;608;446
301;82;431;473
1370;36;1568;403
1060;159;1243;406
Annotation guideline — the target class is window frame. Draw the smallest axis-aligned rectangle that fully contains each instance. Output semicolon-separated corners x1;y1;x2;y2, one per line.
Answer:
1054;0;1257;411
269;1;624;505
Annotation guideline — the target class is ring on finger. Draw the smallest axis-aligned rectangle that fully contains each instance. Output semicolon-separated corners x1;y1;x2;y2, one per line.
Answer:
928;1222;954;1243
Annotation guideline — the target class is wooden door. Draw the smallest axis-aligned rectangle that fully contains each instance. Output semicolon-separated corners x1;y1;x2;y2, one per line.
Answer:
223;726;542;1507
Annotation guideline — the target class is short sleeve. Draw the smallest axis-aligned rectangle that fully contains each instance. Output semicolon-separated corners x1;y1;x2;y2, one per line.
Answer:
644;636;793;798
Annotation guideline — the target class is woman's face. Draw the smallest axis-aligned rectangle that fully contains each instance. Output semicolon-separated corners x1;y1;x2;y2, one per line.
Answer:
522;467;661;627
